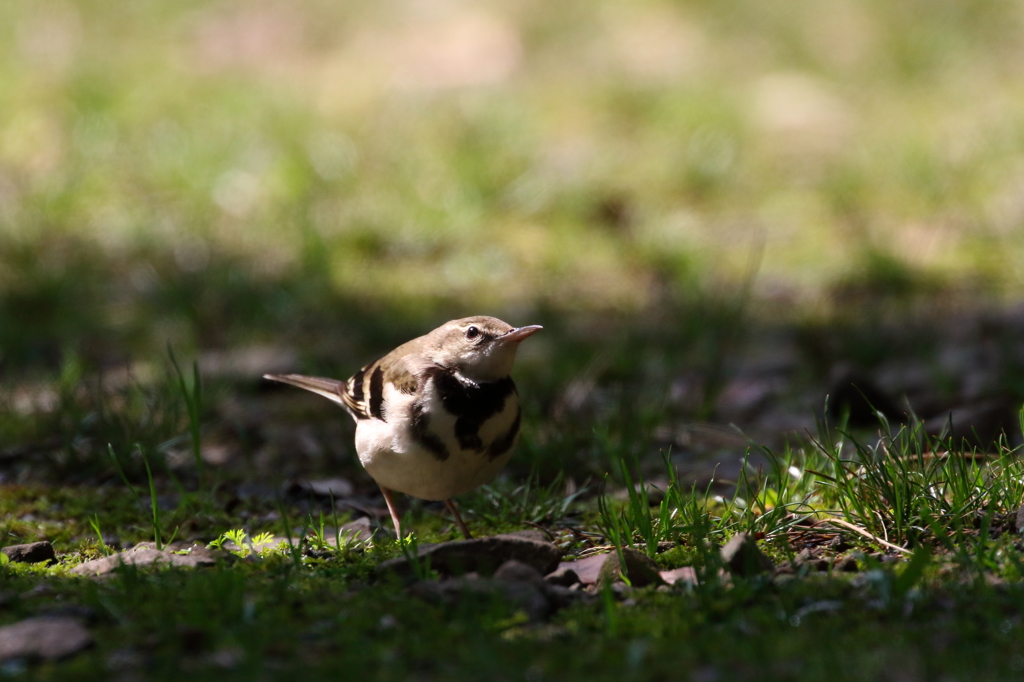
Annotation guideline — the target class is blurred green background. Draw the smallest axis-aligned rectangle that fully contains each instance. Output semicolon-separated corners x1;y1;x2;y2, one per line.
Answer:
5;0;1024;469
5;0;1024;369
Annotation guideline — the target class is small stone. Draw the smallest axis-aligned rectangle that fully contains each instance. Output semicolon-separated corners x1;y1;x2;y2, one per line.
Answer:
596;548;665;589
796;550;830;572
544;567;580;587
828;535;851;552
658;566;698;586
1;542;55;565
499;529;551;544
1015;503;1024;532
773;561;797;576
542;583;588;610
69;545;220;576
721;533;774;577
179;543;231;564
837;556;859;572
376;534;562;579
303;478;355;498
494;560;544;585
132;542;231;564
609;582;633;597
0;617;92;661
337;517;374;543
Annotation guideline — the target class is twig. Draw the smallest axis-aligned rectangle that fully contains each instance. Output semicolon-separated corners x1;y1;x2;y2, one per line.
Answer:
825;517;912;555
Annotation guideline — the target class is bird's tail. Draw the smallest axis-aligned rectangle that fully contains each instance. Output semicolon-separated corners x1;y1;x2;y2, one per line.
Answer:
263;373;348;409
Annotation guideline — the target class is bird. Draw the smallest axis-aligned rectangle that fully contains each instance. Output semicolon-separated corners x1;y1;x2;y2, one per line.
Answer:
264;316;542;540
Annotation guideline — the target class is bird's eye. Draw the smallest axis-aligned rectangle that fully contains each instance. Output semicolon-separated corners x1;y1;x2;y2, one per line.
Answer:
465;326;480;339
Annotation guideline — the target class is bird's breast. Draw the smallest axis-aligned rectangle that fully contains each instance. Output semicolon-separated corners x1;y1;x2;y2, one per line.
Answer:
355;371;522;500
409;371;520;462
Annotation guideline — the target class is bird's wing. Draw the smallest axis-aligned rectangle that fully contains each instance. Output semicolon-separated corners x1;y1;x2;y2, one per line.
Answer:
345;353;440;421
265;355;436;422
338;360;378;420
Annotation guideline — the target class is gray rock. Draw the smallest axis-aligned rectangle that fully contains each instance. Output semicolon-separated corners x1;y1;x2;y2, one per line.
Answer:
499;529;552;544
795;548;830;572
336;517;374;543
0;617;92;661
377;533;562;579
493;559;545;585
828;535;851;551
177;544;230;564
70;544;220;576
302;477;355;498
409;560;589;623
544;567;580;587
596;547;665;589
1;541;55;564
542;583;588;610
133;542;230;563
721;532;774;577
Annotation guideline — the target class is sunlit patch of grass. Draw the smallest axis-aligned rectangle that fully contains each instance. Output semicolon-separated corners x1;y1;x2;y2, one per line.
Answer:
592;405;1024;565
459;470;588;531
805;410;1024;550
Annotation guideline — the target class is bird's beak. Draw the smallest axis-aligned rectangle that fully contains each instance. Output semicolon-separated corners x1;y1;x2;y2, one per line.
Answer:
500;325;543;344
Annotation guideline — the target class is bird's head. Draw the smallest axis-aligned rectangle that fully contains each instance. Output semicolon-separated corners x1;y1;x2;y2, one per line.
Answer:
427;316;542;383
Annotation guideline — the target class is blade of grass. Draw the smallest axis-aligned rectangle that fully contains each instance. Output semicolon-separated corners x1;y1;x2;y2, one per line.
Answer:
108;444;142;508
169;345;204;489
138;444;163;551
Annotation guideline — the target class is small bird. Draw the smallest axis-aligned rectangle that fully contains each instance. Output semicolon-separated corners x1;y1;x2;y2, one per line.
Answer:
264;316;542;540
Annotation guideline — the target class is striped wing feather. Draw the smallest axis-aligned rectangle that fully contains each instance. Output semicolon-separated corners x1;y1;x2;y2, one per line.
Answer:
264;355;428;422
341;363;376;419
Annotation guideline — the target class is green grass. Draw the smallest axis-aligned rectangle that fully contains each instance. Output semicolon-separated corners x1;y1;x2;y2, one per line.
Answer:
0;569;1013;681
5;392;1024;679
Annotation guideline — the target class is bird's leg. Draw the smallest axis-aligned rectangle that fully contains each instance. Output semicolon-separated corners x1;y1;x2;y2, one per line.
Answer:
379;486;403;540
444;499;473;539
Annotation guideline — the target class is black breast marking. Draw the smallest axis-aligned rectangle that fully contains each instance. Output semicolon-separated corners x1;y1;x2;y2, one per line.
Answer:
409;368;517;459
430;368;517;453
411;401;449;461
368;365;386;421
487;404;521;460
